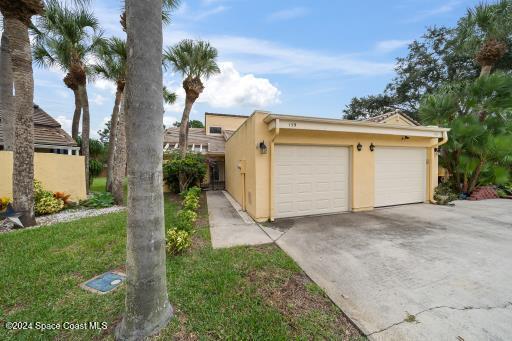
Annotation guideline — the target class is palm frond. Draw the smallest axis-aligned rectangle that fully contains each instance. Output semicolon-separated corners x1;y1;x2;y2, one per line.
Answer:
163;39;220;80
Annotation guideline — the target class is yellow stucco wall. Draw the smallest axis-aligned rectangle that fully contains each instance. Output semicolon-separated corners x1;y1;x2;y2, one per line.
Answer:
205;114;247;135
225;112;440;222
0;151;86;201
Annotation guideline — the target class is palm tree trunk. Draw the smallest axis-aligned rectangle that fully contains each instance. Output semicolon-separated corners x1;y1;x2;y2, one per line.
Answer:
468;159;485;194
178;94;194;155
0;32;15;151
71;88;81;141
106;88;122;192
116;0;172;338
479;65;492;77
111;93;126;205
78;84;90;194
5;17;36;227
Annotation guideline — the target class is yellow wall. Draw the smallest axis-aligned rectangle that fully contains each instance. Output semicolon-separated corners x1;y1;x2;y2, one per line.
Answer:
205;114;247;135
0;151;87;201
225;112;440;222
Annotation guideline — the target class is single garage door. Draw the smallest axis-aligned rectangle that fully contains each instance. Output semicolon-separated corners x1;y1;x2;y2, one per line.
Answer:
374;147;426;207
274;145;349;218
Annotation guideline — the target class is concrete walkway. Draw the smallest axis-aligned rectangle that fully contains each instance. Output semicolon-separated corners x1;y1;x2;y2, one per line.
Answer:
206;191;272;248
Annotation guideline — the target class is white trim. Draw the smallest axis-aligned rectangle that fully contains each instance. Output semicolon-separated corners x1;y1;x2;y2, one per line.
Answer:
266;116;447;138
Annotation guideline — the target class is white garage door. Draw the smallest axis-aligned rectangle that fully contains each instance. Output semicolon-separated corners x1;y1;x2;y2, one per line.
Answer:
374;147;426;207
274;145;349;218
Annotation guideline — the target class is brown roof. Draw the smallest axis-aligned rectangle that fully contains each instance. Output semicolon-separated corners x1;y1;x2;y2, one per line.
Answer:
205;112;248;118
0;104;77;147
163;127;227;154
365;110;420;126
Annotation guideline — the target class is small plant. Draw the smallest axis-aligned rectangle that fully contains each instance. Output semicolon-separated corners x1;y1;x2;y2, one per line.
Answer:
0;197;12;211
434;182;459;205
166;228;192;255
82;192;114;208
163;152;207;193
176;209;197;232
404;312;417;323
34;180;65;216
54;192;72;206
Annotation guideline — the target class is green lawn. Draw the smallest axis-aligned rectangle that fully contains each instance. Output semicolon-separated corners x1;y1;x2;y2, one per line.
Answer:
0;179;362;340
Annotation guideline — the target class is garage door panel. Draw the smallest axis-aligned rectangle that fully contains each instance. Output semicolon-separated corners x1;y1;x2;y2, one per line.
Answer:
375;147;426;207
275;145;349;218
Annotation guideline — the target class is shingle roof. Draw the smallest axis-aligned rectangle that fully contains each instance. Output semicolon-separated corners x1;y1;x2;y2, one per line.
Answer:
0;104;77;147
163;127;227;154
365;110;420;126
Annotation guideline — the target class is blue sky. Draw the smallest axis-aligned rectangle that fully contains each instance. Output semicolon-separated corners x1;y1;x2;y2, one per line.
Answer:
27;0;479;138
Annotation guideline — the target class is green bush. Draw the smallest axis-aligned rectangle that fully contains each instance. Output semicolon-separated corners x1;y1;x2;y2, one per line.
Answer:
434;182;459;205
183;195;200;211
175;209;197;232
166;228;192;255
163;152;206;193
81;192;114;208
89;159;103;180
34;180;64;216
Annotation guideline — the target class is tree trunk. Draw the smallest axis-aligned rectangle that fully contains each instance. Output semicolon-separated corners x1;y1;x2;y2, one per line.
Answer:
71;88;81;141
106;88;122;192
468;159;485;194
479;65;492;77
178;94;194;155
5;17;36;227
111;93;126;205
0;32;15;151
78;84;90;194
116;0;172;339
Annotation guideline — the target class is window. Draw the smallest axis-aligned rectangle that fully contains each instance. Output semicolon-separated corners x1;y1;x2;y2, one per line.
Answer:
209;126;222;134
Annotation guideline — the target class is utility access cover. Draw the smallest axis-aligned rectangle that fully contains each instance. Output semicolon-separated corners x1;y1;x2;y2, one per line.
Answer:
81;271;126;294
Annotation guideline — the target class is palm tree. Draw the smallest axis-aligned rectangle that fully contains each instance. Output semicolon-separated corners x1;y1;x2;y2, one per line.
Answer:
116;0;172;339
0;1;44;227
93;37;126;195
0;30;14;151
120;0;181;31
455;0;512;76
32;0;102;193
163;39;220;156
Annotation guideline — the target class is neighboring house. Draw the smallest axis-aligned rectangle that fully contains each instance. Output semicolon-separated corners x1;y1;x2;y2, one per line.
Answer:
0;104;80;155
163;113;248;190
0;104;86;201
224;110;449;222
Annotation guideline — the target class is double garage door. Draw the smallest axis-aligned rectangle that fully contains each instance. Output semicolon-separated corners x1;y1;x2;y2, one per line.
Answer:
274;145;426;218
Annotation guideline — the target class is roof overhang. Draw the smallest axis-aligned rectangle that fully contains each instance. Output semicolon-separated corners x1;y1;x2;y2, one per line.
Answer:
264;114;449;138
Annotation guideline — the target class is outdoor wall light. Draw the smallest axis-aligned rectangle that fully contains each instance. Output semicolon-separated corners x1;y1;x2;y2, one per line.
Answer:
402;135;410;140
357;143;362;151
258;141;268;154
369;143;375;152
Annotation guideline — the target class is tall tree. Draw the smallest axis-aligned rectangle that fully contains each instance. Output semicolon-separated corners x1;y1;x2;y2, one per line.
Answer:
32;0;102;193
455;0;512;77
0;0;44;227
116;0;172;338
93;37;127;193
163;40;219;155
0;30;14;151
111;93;126;205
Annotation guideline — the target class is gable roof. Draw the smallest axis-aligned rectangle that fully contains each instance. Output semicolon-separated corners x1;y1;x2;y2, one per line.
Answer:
163;127;228;154
0;104;77;147
365;110;420;126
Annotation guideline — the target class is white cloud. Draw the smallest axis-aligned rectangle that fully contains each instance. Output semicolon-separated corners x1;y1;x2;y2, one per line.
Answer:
375;39;411;53
405;0;461;23
267;7;308;21
93;79;116;94
163;115;179;128
176;3;228;21
55;115;72;134
92;94;107;106
200;62;280;108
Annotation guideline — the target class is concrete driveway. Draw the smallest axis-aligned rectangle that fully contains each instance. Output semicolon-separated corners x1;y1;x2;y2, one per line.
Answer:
270;199;512;340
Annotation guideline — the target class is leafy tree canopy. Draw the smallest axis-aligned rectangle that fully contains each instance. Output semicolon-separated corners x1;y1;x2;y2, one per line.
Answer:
172;120;204;128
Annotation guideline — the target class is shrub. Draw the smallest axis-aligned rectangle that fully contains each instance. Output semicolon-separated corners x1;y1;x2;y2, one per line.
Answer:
35;195;64;215
163;151;207;193
434;182;459;205
166;228;192;255
89;159;103;184
0;197;12;211
82;192;114;208
34;180;65;216
175;209;197;232
183;195;200;211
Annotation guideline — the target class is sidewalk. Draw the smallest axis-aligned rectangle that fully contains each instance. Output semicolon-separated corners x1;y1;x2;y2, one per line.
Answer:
206;191;272;248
